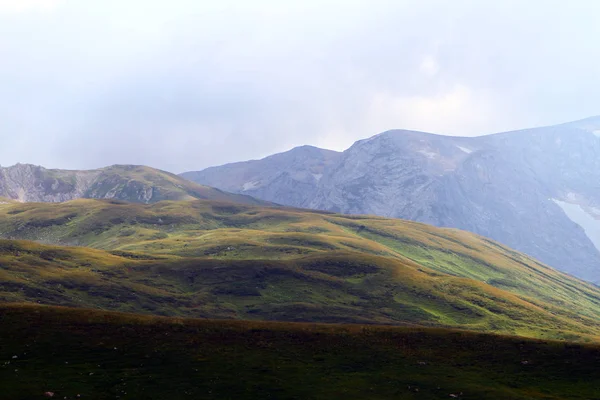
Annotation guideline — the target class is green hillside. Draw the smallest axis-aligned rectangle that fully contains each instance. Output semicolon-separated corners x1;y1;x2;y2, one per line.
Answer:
85;165;269;204
1;199;600;341
1;304;599;400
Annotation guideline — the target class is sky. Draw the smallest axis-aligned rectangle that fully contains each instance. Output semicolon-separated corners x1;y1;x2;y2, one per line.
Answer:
1;0;599;173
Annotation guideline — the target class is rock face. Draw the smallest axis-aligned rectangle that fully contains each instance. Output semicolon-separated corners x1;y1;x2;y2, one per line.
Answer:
183;117;600;282
181;145;341;208
0;164;100;203
0;164;267;205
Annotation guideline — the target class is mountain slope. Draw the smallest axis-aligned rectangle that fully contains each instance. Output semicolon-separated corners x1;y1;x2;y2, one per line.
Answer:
2;199;600;341
0;163;267;205
181;145;341;207
182;117;600;282
3;304;600;400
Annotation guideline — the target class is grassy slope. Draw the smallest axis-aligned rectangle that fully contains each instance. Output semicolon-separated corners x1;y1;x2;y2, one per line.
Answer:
1;304;600;400
86;165;269;205
1;200;600;341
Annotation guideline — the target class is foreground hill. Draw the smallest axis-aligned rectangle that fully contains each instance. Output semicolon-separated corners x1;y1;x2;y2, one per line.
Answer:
1;304;600;400
182;116;600;283
0;163;266;205
2;199;600;341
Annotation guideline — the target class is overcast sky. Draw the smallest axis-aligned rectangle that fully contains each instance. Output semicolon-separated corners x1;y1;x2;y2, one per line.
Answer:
1;0;599;172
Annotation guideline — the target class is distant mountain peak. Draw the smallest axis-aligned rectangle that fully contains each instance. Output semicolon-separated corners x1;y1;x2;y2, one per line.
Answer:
264;144;340;161
0;163;267;205
182;116;600;283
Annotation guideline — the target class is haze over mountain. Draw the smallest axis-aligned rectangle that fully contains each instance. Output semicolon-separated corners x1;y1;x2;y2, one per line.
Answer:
183;116;600;283
182;146;341;207
0;164;266;205
4;1;600;173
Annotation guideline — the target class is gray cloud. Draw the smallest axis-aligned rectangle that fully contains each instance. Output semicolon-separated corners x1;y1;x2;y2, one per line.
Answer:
1;0;599;172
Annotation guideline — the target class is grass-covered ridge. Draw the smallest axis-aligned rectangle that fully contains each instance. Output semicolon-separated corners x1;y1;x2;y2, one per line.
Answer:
1;199;600;341
1;304;600;400
85;165;269;205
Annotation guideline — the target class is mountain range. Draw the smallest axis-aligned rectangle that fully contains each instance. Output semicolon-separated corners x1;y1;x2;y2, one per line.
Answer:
0;163;266;205
4;118;600;398
182;116;600;283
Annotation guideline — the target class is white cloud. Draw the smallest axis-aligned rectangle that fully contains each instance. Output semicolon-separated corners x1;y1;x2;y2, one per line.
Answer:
420;55;439;77
314;85;497;152
0;0;62;14
1;0;599;171
366;84;494;136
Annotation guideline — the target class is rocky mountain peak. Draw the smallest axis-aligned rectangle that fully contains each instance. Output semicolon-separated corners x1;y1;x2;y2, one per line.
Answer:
182;116;600;282
345;129;480;175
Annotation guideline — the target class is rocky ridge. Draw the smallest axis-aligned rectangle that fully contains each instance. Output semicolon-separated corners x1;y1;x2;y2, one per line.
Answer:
0;164;266;205
182;116;600;282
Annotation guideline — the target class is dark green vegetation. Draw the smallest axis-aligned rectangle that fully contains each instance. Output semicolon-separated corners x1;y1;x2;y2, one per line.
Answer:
1;305;600;400
1;199;600;341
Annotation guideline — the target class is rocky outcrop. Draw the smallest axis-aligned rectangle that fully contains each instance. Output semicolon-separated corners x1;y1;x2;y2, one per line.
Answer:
0;164;266;205
0;164;100;203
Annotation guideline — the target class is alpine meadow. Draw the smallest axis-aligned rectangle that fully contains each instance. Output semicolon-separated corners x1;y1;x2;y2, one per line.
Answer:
2;198;600;399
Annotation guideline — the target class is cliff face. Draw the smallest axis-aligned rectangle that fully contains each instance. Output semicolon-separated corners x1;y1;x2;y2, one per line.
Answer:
0;164;100;203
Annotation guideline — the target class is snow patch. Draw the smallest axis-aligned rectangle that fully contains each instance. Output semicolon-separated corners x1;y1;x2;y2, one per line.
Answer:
553;199;600;252
418;149;438;159
457;146;473;154
593;130;600;138
312;173;323;182
242;181;260;191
